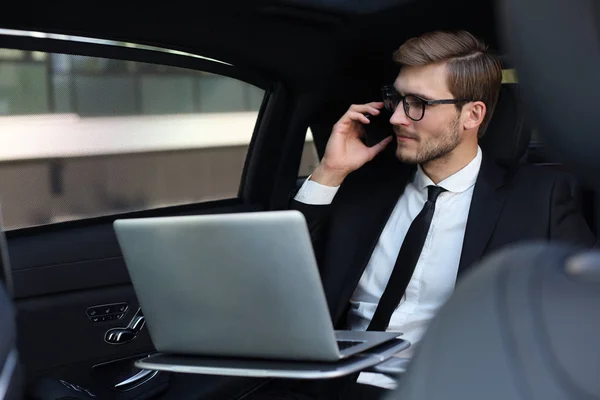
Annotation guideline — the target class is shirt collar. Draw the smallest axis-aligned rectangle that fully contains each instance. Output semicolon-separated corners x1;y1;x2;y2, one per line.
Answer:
413;146;483;193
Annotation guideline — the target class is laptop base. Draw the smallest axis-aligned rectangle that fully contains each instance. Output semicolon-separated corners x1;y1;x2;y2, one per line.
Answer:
135;338;409;380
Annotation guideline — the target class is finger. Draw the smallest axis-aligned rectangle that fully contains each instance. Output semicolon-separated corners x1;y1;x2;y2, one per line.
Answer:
366;101;384;109
349;103;383;115
367;136;393;159
349;102;384;109
346;111;371;124
351;107;381;120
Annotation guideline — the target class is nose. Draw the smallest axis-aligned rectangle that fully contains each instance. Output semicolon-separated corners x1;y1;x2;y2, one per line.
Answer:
389;105;411;127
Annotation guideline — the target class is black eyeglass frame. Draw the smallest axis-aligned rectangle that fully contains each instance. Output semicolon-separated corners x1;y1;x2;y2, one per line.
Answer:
381;85;472;122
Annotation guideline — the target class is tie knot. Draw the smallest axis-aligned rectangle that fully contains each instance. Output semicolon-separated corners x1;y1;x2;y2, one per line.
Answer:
427;185;446;203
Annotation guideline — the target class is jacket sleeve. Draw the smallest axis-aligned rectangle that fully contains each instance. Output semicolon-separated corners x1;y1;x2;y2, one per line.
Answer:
289;199;332;265
549;174;598;247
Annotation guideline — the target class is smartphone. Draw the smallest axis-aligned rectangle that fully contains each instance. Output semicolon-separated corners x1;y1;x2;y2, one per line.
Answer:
363;111;394;147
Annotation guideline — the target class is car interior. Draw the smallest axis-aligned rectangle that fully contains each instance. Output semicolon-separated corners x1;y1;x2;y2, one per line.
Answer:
0;0;598;399
0;266;22;400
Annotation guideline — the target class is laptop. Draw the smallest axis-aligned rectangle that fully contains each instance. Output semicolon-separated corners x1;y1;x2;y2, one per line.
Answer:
113;210;401;362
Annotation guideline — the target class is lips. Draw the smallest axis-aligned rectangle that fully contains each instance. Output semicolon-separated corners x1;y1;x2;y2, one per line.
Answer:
396;134;417;141
394;128;418;141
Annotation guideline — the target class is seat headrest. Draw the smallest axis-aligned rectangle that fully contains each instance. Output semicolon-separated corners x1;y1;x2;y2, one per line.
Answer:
499;0;600;186
388;243;600;400
479;83;531;164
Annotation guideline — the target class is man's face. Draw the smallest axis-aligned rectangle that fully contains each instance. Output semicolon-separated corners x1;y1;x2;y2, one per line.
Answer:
390;63;463;164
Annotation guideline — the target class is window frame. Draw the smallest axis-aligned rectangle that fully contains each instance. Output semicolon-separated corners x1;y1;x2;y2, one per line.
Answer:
0;29;276;234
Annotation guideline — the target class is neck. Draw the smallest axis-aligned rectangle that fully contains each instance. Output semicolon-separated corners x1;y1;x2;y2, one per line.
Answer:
421;143;478;184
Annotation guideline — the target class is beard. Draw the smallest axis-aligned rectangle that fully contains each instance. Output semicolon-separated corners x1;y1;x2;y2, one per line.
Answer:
394;115;461;165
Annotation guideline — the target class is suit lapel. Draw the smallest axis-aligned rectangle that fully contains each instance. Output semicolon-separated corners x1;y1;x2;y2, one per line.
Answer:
458;156;509;275
331;162;415;323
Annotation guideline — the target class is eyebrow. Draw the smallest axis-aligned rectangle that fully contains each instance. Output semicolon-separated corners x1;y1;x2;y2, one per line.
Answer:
392;84;434;101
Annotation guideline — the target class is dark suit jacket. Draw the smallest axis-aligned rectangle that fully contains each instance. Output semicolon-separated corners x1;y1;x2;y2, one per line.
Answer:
291;153;597;328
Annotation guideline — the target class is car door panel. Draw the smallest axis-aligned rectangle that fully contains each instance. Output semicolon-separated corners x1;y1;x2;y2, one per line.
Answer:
16;285;150;376
10;201;265;398
10;202;260;299
12;257;130;299
0;22;299;399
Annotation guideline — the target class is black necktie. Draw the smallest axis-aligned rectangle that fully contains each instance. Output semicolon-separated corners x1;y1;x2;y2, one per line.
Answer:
367;185;447;331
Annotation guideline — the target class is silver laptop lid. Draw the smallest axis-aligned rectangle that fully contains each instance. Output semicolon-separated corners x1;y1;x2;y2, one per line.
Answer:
114;210;341;361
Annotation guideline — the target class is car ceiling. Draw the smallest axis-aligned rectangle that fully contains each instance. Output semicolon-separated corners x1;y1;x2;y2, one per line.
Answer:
0;0;498;91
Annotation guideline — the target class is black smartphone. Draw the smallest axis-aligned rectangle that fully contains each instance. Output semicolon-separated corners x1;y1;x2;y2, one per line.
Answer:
363;110;394;147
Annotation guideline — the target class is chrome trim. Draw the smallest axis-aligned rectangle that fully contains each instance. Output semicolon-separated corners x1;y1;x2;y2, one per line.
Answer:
104;307;145;345
114;369;158;391
92;352;155;369
104;327;136;345
127;308;145;332
0;349;18;400
0;28;233;66
129;315;145;332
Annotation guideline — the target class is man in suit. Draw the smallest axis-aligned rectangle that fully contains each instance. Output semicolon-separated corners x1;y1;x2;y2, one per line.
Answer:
249;30;596;400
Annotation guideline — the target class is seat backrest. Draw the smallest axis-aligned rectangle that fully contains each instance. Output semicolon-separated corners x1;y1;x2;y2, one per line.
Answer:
0;207;21;400
387;243;600;400
479;82;531;165
482;81;597;234
0;282;21;400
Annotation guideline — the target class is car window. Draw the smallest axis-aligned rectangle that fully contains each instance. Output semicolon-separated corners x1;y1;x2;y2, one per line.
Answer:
0;49;265;230
502;68;518;84
299;129;319;177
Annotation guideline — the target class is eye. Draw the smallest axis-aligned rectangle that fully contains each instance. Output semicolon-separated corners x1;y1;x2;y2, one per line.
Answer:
404;95;423;108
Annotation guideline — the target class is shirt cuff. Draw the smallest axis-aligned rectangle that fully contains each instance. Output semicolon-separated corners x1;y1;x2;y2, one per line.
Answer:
293;175;340;205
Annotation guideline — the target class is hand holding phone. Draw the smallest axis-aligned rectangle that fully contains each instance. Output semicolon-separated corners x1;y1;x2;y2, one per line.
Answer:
363;109;394;147
310;103;393;187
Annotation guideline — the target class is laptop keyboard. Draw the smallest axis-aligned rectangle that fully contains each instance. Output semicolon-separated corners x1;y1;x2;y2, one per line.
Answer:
337;340;364;351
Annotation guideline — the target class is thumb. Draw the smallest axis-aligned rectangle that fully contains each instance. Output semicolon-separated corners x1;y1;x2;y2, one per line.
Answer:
367;136;393;160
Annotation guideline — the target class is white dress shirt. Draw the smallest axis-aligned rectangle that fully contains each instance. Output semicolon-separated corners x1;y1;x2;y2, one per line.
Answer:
294;147;482;389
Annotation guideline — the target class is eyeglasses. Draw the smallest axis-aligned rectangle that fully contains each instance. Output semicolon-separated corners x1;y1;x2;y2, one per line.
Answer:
381;85;471;122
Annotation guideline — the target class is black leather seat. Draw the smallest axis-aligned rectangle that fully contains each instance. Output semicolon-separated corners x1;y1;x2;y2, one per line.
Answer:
386;242;600;399
0;216;21;400
481;81;596;233
479;82;532;165
0;281;22;400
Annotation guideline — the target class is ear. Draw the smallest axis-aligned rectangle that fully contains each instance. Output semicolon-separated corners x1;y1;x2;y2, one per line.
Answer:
462;101;486;131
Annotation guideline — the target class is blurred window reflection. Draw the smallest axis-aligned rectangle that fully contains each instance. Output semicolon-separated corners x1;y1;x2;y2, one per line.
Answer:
0;49;285;229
